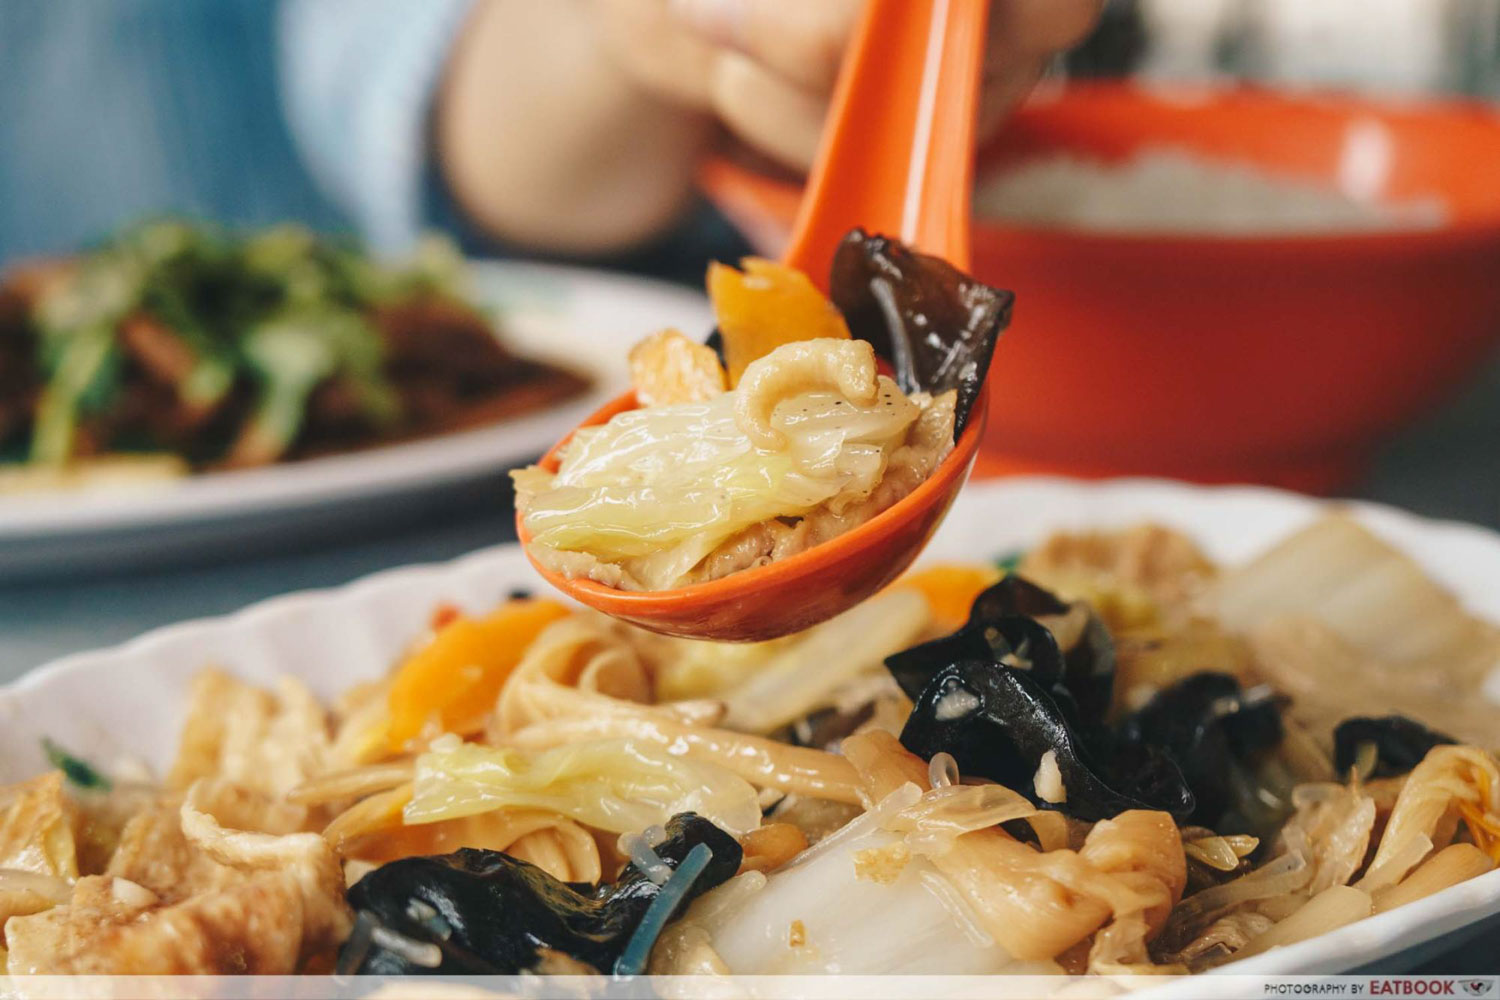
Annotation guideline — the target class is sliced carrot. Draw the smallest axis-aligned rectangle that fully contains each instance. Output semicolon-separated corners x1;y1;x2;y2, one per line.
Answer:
429;603;462;631
387;599;571;751
707;257;850;387
897;564;1000;631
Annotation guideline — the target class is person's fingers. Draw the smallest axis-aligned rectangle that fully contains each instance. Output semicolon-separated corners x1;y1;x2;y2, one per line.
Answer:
597;0;719;109
605;0;1103;174
601;0;836;170
976;57;1046;143
977;0;1103;140
988;0;1104;57
710;50;827;172
671;0;861;94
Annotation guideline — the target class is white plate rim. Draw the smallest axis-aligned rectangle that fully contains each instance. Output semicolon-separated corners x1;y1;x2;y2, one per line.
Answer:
3;474;1499;977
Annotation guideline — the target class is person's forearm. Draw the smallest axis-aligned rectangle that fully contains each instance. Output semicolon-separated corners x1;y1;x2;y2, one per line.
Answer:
437;0;713;255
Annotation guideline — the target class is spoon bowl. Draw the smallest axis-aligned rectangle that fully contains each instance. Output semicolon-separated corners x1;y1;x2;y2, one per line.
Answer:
517;0;991;640
518;388;987;641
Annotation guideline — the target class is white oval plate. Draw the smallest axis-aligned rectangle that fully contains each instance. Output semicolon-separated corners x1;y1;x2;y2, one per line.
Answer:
2;477;1497;975
0;260;712;582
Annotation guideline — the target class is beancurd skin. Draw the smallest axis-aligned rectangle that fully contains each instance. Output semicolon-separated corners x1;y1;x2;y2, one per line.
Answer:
844;731;1162;962
1373;844;1495;914
1233;885;1372;959
1361;746;1500;890
1078;811;1187;933
733;339;878;451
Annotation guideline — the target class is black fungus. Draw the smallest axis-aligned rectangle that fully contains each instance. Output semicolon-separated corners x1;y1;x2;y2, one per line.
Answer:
828;229;1013;437
885;576;1307;828
1000;818;1042;848
1334;716;1456;779
341;812;742;975
783;703;877;753
889;574;1185;823
886;575;1116;728
703;326;725;366
899;660;1194;823
1116;673;1284;827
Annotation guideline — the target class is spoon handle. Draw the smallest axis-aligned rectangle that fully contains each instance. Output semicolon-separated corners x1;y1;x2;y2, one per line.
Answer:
784;0;988;282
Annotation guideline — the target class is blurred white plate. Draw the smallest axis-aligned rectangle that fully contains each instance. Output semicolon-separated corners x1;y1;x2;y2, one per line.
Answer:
1;477;1497;975
0;261;711;582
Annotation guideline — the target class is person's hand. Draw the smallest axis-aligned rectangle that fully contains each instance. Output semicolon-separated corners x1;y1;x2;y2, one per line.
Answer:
598;0;1105;172
437;0;1103;254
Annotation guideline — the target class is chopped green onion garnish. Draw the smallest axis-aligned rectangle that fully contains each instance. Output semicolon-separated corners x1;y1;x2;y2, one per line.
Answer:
41;738;111;791
995;550;1025;573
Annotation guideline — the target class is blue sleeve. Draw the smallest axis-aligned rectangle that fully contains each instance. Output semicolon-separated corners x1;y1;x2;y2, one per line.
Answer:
276;0;476;254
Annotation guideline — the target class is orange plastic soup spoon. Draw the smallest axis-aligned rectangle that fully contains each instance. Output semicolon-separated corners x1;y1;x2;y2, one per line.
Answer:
518;0;990;641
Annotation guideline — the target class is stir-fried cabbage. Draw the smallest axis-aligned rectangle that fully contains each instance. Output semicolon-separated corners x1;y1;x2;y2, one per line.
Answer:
653;583;927;710
720;588;928;733
515;374;919;589
1212;516;1500;746
1213;516;1500;687
651;786;1049;975
405;739;762;838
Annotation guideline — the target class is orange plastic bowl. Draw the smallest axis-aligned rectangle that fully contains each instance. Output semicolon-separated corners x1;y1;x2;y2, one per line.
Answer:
701;82;1500;492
